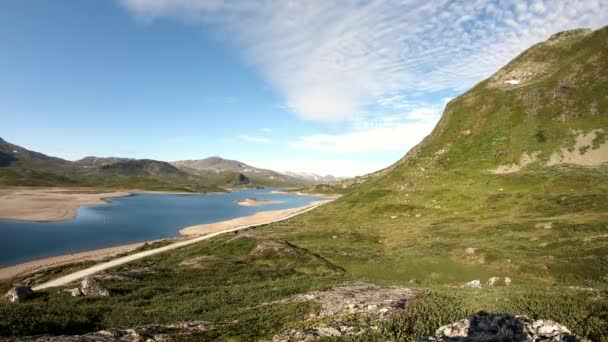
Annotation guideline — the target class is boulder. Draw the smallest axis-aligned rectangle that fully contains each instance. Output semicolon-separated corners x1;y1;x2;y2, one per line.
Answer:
80;277;110;297
4;286;34;304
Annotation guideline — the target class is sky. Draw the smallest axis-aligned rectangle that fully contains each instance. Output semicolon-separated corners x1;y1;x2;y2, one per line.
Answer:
1;1;607;177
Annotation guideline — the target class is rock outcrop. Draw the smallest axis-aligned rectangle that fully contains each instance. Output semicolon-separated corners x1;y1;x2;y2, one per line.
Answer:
273;282;420;340
4;286;34;304
423;314;586;341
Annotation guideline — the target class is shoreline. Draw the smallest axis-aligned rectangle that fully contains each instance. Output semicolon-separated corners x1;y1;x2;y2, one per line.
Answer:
271;190;341;199
0;199;332;281
0;187;226;223
0;241;162;280
180;199;330;236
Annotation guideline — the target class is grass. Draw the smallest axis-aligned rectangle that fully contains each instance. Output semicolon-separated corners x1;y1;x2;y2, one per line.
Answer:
0;234;346;339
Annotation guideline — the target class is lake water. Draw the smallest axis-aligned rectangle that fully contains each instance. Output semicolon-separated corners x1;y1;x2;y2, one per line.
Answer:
0;189;325;268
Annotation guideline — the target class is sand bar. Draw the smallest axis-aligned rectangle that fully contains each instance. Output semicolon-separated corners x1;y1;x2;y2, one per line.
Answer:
0;187;132;222
235;198;283;206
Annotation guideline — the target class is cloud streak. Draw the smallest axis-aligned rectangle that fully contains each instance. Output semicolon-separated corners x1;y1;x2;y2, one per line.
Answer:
120;0;607;123
238;135;271;143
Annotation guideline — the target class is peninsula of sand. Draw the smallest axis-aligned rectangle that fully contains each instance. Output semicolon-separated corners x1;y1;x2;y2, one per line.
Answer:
0;187;132;222
0;188;333;280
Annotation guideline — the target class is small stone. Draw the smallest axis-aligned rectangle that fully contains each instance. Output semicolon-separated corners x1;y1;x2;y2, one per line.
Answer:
487;277;512;287
64;288;82;297
465;247;476;255
4;286;34;304
316;326;341;337
463;280;481;288
332;235;338;239
535;222;553;229
390;215;397;219
367;304;377;311
415;213;422;218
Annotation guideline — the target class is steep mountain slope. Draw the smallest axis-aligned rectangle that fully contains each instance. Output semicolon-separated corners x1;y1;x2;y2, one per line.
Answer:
267;27;608;287
0;138;83;186
172;156;314;187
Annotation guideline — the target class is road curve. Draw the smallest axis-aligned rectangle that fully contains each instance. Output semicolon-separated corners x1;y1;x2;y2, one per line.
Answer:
33;201;329;290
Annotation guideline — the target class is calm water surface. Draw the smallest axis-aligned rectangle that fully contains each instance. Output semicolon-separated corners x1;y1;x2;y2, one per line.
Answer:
0;189;325;267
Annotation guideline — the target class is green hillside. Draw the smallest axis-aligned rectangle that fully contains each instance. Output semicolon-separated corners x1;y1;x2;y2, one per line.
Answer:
269;27;608;286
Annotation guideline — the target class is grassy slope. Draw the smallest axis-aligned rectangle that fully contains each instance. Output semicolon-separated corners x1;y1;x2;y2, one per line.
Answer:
1;28;607;341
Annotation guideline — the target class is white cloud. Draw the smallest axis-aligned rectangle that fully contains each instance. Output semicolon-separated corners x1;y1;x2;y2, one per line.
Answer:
120;0;608;122
238;135;271;143
292;103;442;153
260;127;272;133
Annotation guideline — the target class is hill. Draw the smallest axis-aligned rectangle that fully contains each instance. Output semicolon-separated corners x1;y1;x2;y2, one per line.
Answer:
172;156;317;187
0;140;222;192
273;26;608;285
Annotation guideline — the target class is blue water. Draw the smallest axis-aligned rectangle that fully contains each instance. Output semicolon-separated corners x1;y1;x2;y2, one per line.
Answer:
0;189;324;267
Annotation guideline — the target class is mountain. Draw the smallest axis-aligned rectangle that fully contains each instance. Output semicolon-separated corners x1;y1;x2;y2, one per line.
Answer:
97;159;187;177
0;139;223;191
280;171;346;183
74;156;132;168
172;156;315;187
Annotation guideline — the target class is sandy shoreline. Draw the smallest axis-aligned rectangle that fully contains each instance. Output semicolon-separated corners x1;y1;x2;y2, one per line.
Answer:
0;192;332;281
271;190;341;199
235;198;283;206
180;200;330;236
0;241;157;280
0;187;132;222
0;187;227;222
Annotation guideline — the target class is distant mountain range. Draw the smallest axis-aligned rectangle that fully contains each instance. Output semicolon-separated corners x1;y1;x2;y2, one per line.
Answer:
0;139;345;192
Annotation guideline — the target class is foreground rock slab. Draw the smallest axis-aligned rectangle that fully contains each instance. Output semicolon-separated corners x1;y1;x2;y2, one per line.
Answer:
7;321;210;342
273;282;420;341
423;314;587;341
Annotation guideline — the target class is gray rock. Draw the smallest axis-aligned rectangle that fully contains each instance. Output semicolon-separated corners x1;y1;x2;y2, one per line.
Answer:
463;280;481;288
434;319;470;338
63;288;82;297
80;277;110;297
4;286;34;304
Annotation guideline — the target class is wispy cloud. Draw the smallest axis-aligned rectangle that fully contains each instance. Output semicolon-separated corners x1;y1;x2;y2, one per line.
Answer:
121;0;607;122
292;103;443;152
260;127;272;133
238;135;271;143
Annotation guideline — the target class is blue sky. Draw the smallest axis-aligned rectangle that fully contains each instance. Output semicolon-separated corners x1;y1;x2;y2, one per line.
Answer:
1;1;606;176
